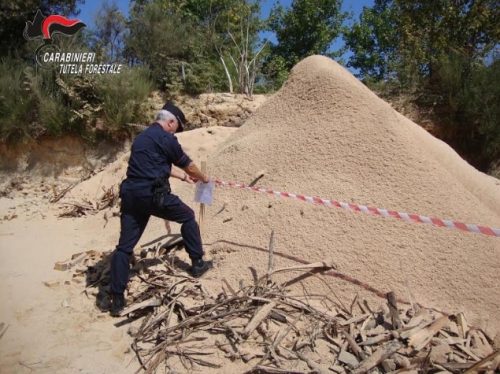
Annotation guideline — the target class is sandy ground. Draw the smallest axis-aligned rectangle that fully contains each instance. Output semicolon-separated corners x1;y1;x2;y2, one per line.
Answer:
1;56;500;374
0;210;133;374
0;127;238;374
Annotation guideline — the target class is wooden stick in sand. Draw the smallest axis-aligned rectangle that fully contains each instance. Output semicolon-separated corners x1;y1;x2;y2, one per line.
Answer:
266;230;275;283
386;291;403;330
198;161;207;237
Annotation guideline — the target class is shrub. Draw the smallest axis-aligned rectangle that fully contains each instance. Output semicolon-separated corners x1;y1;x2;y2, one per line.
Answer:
472;58;500;158
0;55;155;144
27;68;73;137
438;52;500;160
94;66;154;132
0;58;36;142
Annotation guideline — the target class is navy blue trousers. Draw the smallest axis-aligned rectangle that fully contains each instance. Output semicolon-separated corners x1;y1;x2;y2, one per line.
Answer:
110;190;203;294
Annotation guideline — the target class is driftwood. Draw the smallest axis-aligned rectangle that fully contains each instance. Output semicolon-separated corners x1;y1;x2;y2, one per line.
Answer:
62;247;498;374
58;185;118;217
409;316;449;350
118;298;162;317
352;340;403;374
243;367;313;374
49;182;78;203
54;252;89;271
242;301;276;338
0;322;9;340
266;230;275;283
463;349;500;374
386;291;403;330
341;329;367;360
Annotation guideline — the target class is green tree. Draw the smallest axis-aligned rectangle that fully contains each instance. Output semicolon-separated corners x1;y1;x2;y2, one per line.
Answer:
343;1;397;81
438;51;500;161
125;0;264;95
170;0;265;95
345;0;500;85
125;1;198;91
208;0;266;96
265;0;350;78
92;0;126;62
476;56;500;158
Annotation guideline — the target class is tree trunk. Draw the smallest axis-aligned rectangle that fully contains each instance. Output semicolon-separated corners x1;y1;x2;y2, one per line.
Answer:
220;55;233;93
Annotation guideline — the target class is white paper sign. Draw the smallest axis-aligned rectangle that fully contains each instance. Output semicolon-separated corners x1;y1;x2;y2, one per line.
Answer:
194;180;214;205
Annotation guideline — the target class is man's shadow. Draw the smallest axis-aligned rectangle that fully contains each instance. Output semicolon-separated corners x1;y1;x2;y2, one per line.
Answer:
85;234;191;316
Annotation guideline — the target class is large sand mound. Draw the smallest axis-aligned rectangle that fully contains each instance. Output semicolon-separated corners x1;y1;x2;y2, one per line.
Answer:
170;56;500;341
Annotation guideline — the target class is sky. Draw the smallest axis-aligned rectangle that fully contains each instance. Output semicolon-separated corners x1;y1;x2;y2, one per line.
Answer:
77;0;375;64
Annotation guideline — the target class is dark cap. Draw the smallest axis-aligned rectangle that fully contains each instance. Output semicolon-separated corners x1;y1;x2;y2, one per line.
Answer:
162;103;186;133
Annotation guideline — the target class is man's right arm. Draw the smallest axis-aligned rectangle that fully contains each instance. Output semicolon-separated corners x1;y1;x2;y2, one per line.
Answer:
165;135;210;183
182;162;210;183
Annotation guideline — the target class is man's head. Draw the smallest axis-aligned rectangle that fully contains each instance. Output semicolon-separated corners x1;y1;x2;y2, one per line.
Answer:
156;103;186;134
155;110;178;134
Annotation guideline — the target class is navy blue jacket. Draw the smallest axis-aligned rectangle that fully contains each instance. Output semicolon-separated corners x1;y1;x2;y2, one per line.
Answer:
121;123;192;196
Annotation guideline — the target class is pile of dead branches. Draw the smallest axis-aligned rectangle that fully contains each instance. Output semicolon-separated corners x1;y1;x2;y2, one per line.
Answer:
127;274;499;374
63;239;500;374
58;185;119;217
128;260;342;373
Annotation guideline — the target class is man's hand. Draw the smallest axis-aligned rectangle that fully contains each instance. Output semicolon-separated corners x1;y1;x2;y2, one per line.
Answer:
184;175;196;184
183;163;211;184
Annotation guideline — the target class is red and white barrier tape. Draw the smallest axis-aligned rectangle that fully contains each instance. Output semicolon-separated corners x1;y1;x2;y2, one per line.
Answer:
214;179;500;238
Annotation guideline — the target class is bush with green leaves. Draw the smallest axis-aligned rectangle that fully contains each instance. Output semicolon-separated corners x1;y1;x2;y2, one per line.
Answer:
466;58;500;159
0;58;36;142
94;66;154;133
435;51;500;165
0;58;76;142
0;54;155;143
481;70;500;157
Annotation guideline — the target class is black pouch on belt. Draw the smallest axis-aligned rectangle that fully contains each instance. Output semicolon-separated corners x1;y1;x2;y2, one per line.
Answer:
152;177;171;207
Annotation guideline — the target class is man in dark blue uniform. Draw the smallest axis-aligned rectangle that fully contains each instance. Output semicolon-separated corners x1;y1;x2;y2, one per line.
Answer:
110;103;212;316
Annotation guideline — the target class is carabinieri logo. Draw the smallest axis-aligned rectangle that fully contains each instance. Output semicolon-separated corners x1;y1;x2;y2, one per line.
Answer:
24;10;87;70
24;10;122;74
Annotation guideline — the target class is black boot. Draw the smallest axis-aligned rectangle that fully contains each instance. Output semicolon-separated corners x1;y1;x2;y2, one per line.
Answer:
110;293;126;317
190;258;213;278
